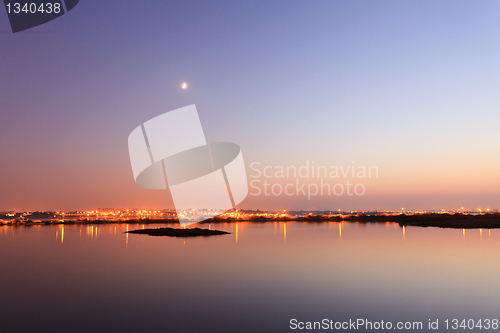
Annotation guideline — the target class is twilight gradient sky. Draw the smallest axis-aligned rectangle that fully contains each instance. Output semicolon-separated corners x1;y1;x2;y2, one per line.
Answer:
1;0;500;212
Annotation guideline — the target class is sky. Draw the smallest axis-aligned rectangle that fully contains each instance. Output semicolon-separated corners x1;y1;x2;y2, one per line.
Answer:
1;0;500;212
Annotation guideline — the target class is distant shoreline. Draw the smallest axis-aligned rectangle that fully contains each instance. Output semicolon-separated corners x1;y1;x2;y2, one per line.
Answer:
2;213;500;229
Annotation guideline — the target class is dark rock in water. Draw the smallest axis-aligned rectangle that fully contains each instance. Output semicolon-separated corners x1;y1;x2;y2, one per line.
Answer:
126;227;230;237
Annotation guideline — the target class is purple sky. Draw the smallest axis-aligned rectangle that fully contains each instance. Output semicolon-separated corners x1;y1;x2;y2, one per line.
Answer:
1;0;500;212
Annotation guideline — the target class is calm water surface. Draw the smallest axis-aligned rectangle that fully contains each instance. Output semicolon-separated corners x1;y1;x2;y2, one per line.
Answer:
1;222;499;332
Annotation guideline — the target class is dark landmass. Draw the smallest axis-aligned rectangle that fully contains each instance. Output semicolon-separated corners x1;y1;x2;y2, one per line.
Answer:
126;227;230;237
205;212;500;229
270;212;500;229
385;213;500;229
3;213;500;229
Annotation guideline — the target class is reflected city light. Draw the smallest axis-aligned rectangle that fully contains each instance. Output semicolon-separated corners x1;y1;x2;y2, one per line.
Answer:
2;217;500;332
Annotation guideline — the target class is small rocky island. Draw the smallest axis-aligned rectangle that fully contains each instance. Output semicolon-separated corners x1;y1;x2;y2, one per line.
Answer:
126;227;230;237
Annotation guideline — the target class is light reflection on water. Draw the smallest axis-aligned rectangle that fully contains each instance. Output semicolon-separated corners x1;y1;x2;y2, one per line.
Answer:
0;222;499;333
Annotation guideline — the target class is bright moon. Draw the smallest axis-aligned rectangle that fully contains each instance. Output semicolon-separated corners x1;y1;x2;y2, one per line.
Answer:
182;83;187;89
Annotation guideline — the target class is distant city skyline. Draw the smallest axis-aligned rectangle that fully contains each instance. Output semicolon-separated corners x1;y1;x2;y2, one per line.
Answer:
1;1;500;212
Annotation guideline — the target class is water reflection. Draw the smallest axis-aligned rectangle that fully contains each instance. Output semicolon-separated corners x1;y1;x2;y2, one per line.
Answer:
1;222;500;333
3;222;500;248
